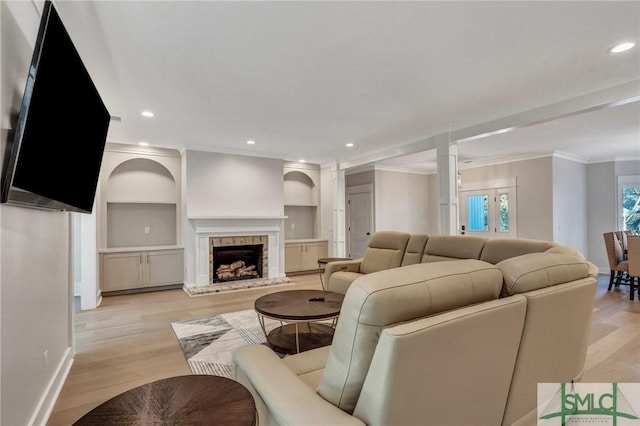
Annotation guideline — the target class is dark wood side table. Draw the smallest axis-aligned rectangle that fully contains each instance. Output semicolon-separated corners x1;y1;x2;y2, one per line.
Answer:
317;257;351;289
73;375;256;425
254;289;344;355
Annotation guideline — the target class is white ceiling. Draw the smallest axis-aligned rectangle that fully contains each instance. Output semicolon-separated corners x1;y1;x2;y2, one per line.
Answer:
54;1;640;172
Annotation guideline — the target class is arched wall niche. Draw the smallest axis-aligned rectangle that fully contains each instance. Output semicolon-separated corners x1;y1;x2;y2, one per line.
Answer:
284;170;317;206
106;158;176;203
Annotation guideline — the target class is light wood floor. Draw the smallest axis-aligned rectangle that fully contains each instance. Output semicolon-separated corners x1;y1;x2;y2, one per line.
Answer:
47;273;640;425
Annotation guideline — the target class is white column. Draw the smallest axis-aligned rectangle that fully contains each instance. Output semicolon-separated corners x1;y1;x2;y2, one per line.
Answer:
436;142;460;235
332;163;346;257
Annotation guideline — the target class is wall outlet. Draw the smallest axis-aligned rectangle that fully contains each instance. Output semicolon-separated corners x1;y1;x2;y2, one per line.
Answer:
43;349;48;368
144;226;150;234
291;223;295;230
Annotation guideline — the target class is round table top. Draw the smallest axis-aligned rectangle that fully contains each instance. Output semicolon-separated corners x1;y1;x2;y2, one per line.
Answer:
318;257;352;265
254;289;344;321
73;375;255;425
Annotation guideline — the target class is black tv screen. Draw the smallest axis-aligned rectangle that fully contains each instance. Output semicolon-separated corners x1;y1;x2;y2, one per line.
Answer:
1;0;110;213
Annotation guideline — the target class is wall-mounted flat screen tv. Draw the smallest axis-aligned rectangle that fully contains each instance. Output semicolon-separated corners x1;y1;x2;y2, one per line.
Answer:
1;0;110;213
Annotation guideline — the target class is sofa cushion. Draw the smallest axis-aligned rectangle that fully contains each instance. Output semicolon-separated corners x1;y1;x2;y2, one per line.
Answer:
318;259;503;414
400;234;428;266
326;271;364;296
359;231;410;274
421;235;486;263
480;238;556;265
497;252;591;297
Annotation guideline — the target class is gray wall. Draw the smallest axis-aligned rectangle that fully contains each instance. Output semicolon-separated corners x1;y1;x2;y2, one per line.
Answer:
587;160;640;272
460;157;554;241
107;203;177;247
374;169;430;233
284;206;316;240
1;2;74;424
552;157;587;255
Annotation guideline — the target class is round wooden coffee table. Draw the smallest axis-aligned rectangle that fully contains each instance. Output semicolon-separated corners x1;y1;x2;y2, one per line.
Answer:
73;375;256;425
254;289;344;355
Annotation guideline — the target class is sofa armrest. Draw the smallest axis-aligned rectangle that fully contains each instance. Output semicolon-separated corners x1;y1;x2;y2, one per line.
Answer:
233;344;365;426
323;259;362;283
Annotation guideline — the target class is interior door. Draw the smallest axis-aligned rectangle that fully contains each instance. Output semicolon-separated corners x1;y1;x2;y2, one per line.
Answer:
347;188;372;259
460;187;517;239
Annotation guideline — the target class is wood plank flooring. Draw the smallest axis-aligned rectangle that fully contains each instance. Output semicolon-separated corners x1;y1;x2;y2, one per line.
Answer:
47;273;640;425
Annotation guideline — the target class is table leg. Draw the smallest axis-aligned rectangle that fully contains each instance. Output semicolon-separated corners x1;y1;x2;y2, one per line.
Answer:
295;323;300;353
257;313;267;338
318;263;325;289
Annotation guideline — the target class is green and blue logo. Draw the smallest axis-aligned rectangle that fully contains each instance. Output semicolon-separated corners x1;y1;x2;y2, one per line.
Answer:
538;383;640;425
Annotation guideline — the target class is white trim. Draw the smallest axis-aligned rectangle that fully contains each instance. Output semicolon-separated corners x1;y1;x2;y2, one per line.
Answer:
460;177;517;192
617;174;640;231
33;348;74;426
189;217;286;285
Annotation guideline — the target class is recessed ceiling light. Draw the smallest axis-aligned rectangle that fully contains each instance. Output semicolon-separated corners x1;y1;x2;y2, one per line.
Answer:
299;159;306;163
346;143;354;148
139;141;149;146
608;42;635;54
141;110;154;117
246;140;255;145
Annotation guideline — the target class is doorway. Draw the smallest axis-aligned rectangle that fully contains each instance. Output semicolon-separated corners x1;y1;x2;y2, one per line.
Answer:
460;186;517;239
346;184;373;258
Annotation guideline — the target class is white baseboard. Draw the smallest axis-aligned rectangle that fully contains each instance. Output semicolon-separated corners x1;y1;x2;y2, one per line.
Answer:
30;347;74;426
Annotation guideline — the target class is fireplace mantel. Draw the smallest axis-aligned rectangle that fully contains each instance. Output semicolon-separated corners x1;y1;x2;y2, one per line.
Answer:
189;216;286;233
188;216;287;285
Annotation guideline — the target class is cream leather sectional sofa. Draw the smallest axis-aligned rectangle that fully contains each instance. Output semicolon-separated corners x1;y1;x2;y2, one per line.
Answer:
232;233;598;426
324;231;595;295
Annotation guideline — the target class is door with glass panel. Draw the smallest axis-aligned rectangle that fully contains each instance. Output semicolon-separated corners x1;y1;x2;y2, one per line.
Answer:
460;188;517;239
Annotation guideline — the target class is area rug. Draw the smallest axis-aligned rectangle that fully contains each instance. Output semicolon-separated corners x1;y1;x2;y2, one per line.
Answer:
171;309;283;377
185;276;293;296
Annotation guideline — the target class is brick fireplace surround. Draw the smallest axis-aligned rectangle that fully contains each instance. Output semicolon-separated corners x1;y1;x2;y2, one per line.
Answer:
188;216;286;287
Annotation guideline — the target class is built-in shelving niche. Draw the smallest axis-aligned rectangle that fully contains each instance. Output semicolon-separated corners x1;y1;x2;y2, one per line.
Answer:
284;169;318;240
105;157;178;248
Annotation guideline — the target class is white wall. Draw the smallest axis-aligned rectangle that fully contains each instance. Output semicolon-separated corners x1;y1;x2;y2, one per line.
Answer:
552;156;587;255
185;151;284;217
183;150;285;284
320;164;335;255
1;2;74;424
374;169;430;233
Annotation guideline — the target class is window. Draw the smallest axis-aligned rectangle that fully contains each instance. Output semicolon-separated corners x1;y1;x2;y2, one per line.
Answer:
620;176;640;233
499;192;509;232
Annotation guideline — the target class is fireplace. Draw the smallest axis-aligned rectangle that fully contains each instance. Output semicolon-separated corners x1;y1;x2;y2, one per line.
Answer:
212;244;263;282
209;235;268;284
188;216;286;286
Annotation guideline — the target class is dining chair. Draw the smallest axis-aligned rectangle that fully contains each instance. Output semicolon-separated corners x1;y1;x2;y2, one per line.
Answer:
603;232;629;292
615;230;630;260
626;235;640;301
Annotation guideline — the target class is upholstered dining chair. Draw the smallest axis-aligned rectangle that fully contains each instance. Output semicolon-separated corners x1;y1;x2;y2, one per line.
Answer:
603;232;629;293
626;236;640;301
615;230;630;260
